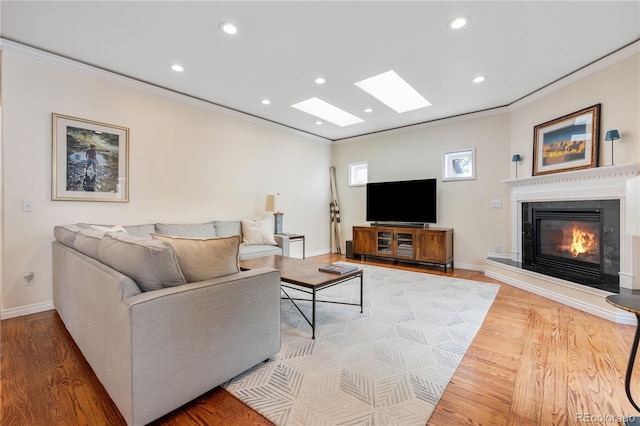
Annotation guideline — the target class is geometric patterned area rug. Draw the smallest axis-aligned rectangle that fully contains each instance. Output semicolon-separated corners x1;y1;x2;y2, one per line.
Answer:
223;263;500;425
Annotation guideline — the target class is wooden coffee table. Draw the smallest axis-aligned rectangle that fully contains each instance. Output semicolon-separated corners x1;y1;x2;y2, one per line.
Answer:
239;255;363;339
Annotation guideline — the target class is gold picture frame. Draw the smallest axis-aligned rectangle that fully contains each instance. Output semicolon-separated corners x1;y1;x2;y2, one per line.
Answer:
52;113;129;202
532;104;600;176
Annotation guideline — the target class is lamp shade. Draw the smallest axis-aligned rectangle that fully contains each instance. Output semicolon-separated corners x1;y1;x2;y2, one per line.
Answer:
265;194;290;213
626;176;640;236
605;130;620;141
512;154;522;162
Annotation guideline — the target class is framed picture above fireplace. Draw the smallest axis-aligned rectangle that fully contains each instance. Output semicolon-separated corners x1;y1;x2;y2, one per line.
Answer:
532;104;601;176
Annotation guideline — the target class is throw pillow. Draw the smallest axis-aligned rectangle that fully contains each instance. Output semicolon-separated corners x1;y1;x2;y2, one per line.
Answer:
241;218;277;245
91;224;128;234
98;233;186;291
151;234;241;282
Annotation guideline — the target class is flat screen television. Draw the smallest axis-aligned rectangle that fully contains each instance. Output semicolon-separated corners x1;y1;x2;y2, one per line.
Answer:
366;178;437;224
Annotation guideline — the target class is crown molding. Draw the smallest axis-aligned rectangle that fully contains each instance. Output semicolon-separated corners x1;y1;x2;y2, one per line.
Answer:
0;38;332;145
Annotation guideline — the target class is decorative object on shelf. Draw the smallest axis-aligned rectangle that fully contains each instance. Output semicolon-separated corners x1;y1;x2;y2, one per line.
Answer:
605;129;620;166
265;193;290;234
442;148;476;181
52;113;129;202
532;104;601;176
512;154;522;178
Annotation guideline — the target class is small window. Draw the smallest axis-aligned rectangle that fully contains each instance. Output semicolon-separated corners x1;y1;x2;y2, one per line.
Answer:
349;162;368;187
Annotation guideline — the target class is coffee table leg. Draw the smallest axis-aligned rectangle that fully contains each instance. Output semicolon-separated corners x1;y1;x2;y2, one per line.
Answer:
312;289;317;339
359;273;363;313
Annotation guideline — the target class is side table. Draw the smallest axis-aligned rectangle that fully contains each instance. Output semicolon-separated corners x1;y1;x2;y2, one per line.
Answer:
279;233;305;259
606;294;640;425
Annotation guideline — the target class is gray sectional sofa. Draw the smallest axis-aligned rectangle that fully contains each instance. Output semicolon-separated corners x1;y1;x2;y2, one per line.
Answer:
52;220;287;425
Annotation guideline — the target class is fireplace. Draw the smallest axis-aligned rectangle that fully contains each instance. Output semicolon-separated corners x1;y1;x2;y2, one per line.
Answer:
522;200;620;293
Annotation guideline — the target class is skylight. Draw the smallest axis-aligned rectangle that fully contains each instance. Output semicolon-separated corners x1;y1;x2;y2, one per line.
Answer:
291;97;364;127
354;70;431;113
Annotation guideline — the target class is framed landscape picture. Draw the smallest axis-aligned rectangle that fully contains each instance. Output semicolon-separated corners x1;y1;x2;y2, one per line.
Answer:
52;113;129;202
532;104;600;176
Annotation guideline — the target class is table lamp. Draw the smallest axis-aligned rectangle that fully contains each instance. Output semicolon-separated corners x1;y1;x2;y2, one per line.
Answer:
265;193;290;234
605;130;620;166
512;154;522;179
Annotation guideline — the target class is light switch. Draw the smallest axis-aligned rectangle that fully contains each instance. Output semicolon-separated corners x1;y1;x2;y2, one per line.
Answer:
23;200;33;212
491;199;502;208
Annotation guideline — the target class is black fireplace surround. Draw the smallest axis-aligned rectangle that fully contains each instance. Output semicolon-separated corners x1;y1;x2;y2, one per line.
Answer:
522;200;620;293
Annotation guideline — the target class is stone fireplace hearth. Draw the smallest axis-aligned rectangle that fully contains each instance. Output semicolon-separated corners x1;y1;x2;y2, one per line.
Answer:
485;163;639;324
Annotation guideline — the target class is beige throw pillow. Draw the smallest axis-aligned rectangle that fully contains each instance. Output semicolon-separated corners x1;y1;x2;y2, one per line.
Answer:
151;234;241;282
241;218;277;245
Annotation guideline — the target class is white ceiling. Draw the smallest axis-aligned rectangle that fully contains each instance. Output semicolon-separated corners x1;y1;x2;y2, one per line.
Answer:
2;1;639;142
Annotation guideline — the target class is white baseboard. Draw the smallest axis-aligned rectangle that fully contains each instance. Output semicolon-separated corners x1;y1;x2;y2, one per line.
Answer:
1;301;54;320
484;261;636;325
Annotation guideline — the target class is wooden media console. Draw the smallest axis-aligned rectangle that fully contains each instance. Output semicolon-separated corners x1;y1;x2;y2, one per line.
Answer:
352;225;454;271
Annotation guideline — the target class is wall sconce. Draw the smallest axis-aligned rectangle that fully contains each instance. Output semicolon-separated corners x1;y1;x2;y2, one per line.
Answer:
605;130;620;166
265;193;290;234
512;154;522;179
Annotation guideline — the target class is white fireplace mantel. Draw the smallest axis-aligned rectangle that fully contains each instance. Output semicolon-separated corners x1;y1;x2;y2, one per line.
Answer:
506;163;639;289
483;163;639;324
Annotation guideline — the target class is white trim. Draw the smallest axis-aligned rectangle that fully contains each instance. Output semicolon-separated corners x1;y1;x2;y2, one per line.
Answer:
484;260;636;325
508;41;640;112
0;38;331;145
1;302;55;320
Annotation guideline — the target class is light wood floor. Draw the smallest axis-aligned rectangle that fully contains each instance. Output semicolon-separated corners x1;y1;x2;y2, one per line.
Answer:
2;254;639;425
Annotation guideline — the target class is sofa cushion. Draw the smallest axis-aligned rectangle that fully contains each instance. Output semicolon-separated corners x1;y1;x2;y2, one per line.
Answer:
74;229;105;260
155;222;217;238
98;233;186;292
239;244;282;260
241;219;277;245
151;234;241;282
213;220;242;238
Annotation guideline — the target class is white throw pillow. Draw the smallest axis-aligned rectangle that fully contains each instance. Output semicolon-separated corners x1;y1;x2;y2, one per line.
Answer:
241;218;277;245
91;224;128;234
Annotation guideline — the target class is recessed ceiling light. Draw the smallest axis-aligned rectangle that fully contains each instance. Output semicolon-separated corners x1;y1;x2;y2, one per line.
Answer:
449;16;468;30
261;99;271;105
171;64;184;72
314;77;326;85
354;70;431;113
473;75;487;83
291;97;364;127
219;22;238;35
364;108;373;113
315;121;323;125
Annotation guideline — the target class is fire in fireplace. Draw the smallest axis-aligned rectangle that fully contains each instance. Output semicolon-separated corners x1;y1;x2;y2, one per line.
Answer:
522;200;620;293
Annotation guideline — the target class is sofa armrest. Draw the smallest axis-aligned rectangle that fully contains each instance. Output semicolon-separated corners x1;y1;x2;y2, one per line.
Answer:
274;234;290;257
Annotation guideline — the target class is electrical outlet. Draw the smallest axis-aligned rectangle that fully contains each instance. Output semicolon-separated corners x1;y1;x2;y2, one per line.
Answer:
23;272;35;286
495;245;502;253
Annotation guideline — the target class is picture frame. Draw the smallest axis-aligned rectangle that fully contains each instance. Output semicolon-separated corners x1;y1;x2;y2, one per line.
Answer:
52;113;129;202
442;148;475;181
532;104;600;176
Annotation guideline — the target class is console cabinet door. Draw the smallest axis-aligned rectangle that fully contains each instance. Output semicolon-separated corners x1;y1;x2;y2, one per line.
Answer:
353;227;376;255
394;230;415;260
415;230;446;263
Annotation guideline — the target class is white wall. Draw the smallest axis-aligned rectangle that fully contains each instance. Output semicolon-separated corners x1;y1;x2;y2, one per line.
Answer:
510;50;640;176
332;48;640;270
332;112;512;269
1;46;332;316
